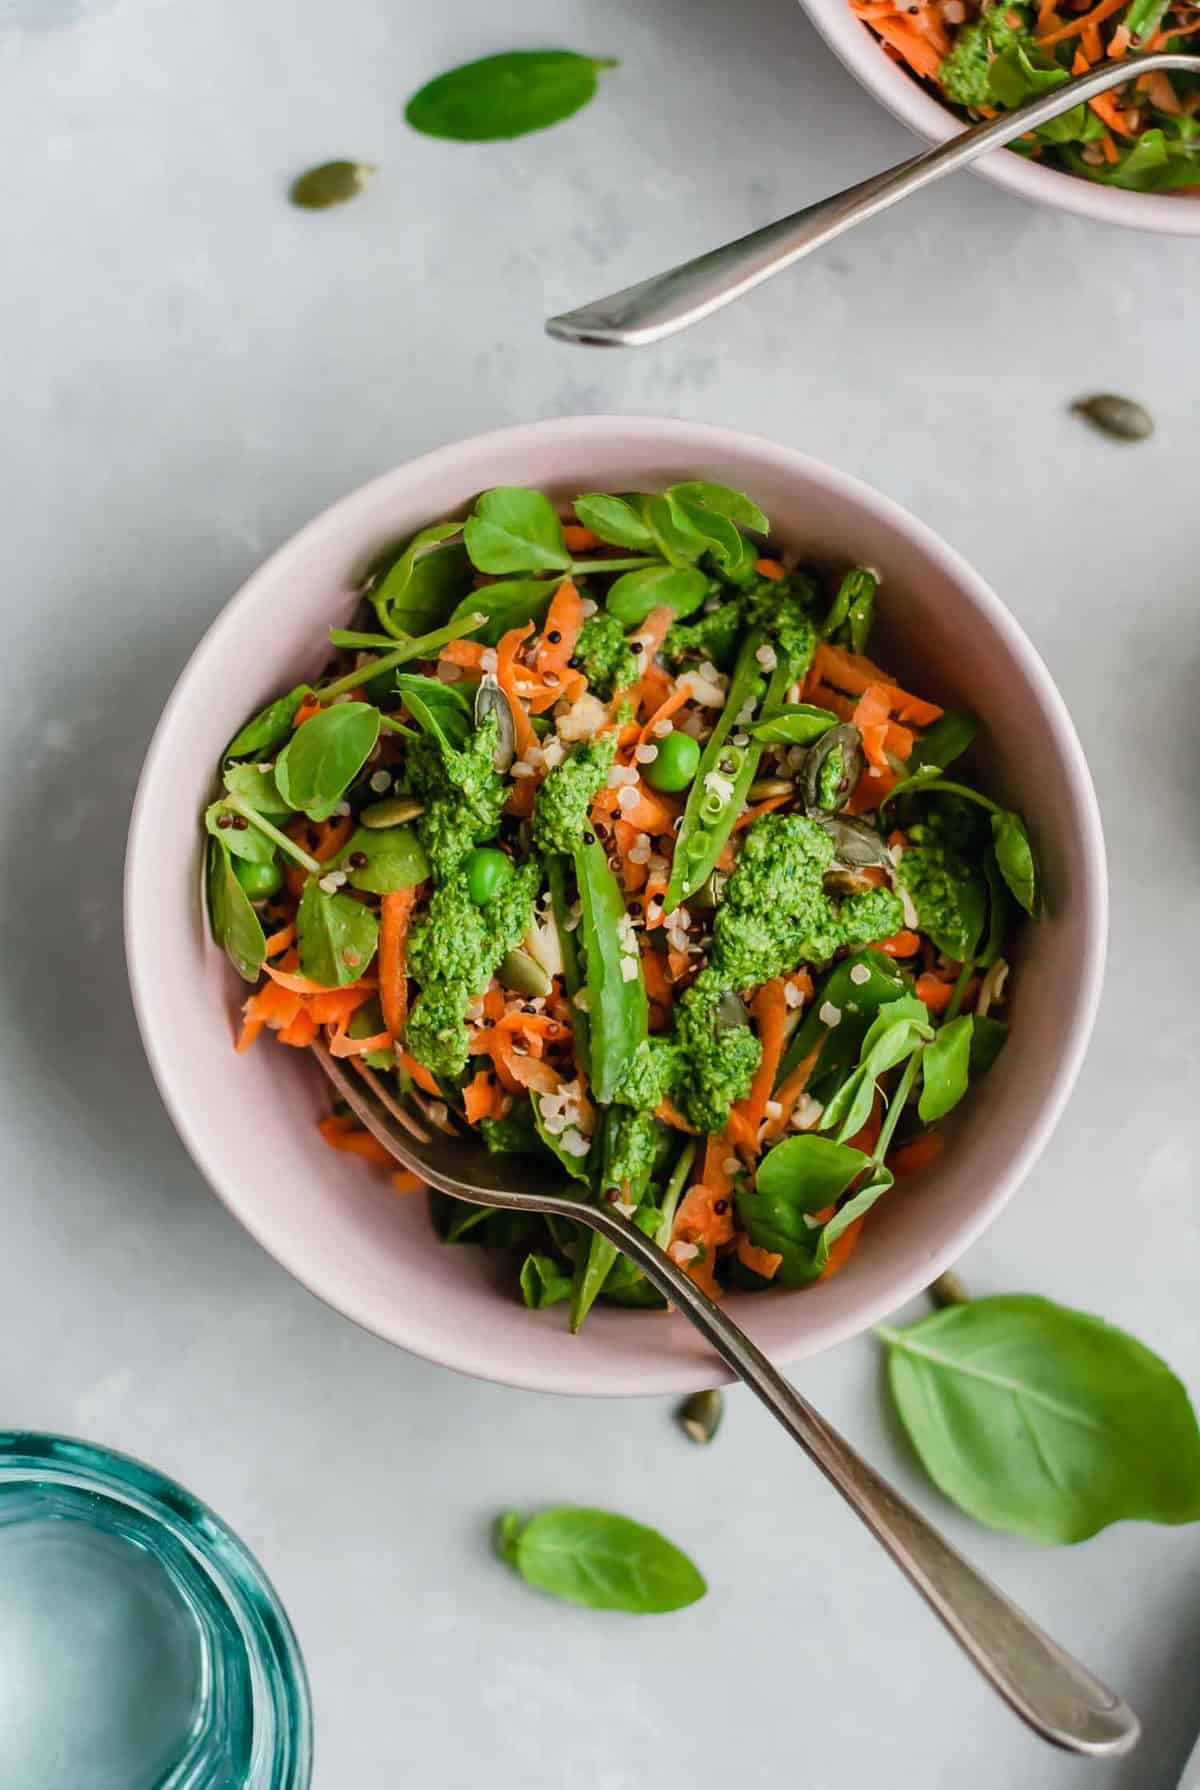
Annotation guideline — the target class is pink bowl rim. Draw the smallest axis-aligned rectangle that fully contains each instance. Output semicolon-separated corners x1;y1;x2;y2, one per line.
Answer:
124;416;1108;1397
796;0;1200;237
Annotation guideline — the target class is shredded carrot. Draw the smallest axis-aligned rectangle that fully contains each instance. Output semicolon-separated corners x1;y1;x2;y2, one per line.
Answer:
1108;21;1131;53
562;523;600;552
264;960;373;997
868;14;943;78
317;1114;394;1166
1037;0;1061;33
640;944;674;1022
307;986;375;1027
1100;130;1120;161
397;1049;441;1098
877;929;922;958
482;985;506;1024
504;777;537;819
1147;15;1200;45
292;697;322;728
379;887;418;1040
263;924;295;957
1038;0;1128;46
496;624;538;759
733;793;792;832
915;972;978;1014
764;1042;823;1141
808;682;915;758
1072;46;1135;128
592;778;678;836
819;1216;865;1280
888;1133;944;1178
391;1169;425;1194
277;1007;317;1048
736;1234;783;1280
811;643;942;727
440;639;485;670
728;979;788;1155
464;1070;502;1123
327;1025;392;1059
534;579;585;677
639;679;694;746
754;557;786;581
311;816;354;864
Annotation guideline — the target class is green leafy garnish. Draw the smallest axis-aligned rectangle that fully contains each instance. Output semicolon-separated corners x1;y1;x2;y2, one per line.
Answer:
275;702;380;821
406;51;617;143
497;1507;706;1612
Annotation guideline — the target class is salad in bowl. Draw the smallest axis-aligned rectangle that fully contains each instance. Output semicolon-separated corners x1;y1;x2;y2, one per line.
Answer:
204;478;1038;1331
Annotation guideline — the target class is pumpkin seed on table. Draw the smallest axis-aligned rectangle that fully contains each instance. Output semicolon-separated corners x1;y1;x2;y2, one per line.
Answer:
1071;394;1155;442
289;160;376;210
676;1388;724;1445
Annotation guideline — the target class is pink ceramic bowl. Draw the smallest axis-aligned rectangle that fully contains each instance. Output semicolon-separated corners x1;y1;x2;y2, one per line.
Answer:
798;0;1200;236
125;416;1106;1397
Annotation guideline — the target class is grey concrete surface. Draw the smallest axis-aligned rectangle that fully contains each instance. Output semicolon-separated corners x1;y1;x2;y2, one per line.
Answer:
2;0;1198;1784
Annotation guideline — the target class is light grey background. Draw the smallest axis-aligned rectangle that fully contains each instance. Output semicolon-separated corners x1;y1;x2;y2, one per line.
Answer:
2;0;1198;1785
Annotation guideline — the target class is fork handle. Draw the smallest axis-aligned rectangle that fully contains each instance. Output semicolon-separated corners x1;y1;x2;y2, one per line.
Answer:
546;52;1200;347
579;1204;1139;1757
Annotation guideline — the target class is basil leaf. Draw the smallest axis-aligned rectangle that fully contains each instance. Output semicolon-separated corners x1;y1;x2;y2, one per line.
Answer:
222;763;293;815
519;1253;573;1310
206;838;266;983
371;525;469;637
464;487;571;574
775;950;910;1097
665;480;768;535
223;685;310;760
813;1168;893;1271
739;1134;869;1286
978;847;1013;968
879;1296;1200;1543
275;702;380;820
333;823;429;894
572;492;655;550
405;50;616;142
204;803;276;866
448;577;554;645
605;564;708;627
665;494;755;580
907;711;977;774
971;1014;1008;1075
295;877;379;987
393;674;473;748
825;1017;927;1143
749;703;837;746
991;811;1038;915
640;493;706;567
499;1507;706;1612
918;1015;974;1122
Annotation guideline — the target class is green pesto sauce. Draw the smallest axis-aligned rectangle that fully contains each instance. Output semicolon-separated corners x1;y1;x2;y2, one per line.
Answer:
621;814;902;1134
939;4;1031;107
408;713;505;879
604;1105;660;1199
532;736;616;858
817;745;845;812
893;841;982;963
574;612;638;699
662;601;743;671
746;576;819;684
405;859;540;1078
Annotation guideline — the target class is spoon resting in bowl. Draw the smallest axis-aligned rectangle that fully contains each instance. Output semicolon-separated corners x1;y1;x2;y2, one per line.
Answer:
546;53;1200;347
312;1039;1140;1760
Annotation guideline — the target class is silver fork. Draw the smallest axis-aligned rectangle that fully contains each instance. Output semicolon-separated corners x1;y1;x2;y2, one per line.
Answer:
313;1040;1139;1757
546;53;1200;347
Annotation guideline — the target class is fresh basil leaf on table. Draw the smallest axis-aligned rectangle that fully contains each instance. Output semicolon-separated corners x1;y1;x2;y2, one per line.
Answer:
295;877;379;987
274;701;380;821
497;1507;706;1612
406;50;617;143
879;1296;1200;1544
206;838;266;983
223;685;310;760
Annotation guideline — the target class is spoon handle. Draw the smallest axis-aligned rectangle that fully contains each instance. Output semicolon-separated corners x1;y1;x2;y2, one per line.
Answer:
546;52;1200;347
567;1203;1140;1758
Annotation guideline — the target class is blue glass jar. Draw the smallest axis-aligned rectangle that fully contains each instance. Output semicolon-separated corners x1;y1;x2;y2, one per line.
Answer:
0;1433;312;1790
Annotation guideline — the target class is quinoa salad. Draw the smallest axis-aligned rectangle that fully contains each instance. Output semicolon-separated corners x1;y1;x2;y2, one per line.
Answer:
851;0;1200;189
204;479;1039;1328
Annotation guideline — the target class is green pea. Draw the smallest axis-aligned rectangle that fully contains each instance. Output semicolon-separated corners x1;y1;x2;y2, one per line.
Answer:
645;730;701;793
233;856;284;901
464;846;513;906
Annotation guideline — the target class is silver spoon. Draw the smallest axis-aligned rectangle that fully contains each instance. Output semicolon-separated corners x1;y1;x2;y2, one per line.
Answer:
313;1040;1139;1757
546;52;1200;346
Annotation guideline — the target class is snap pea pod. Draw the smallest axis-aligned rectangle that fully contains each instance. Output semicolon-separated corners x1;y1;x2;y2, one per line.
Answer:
573;838;647;1104
546;853;589;1080
663;627;768;910
775;950;910;1102
820;567;877;648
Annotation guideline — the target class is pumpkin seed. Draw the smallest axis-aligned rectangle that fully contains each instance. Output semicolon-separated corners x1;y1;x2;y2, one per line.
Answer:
1071;394;1154;443
289;160;376;210
360;796;425;828
927;1269;968;1309
746;777;794;802
475;671;517;773
676;1388;724;1445
498;947;553;998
